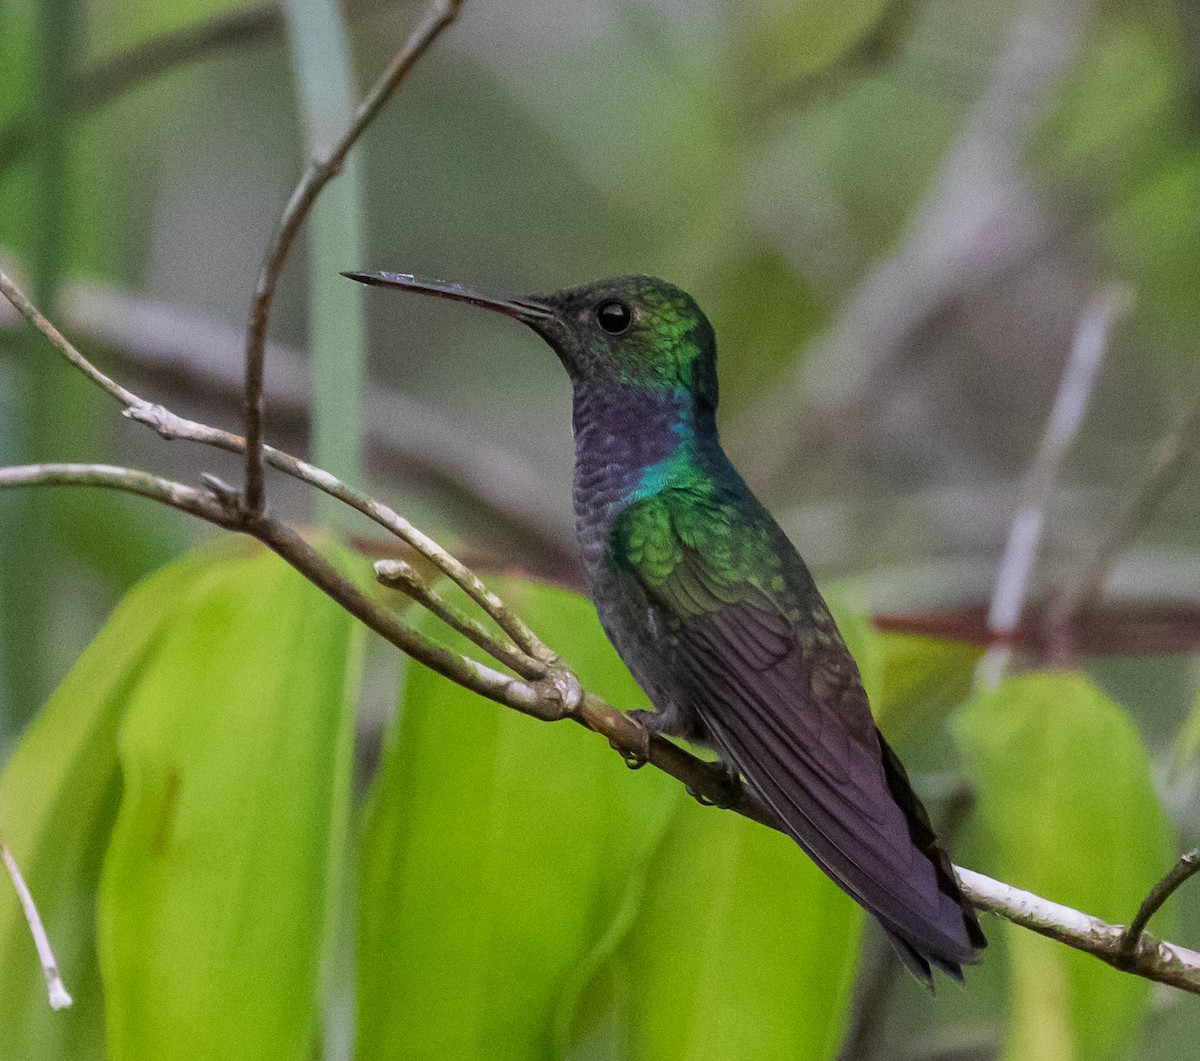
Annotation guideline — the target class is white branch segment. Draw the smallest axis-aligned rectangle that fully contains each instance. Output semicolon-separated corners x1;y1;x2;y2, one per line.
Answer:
2;845;72;1010
957;865;1200;995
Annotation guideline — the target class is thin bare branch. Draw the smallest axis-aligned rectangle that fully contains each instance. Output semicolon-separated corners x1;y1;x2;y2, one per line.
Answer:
10;274;574;565
975;286;1127;688
1;268;555;665
957;866;1200;996
1049;394;1200;636
241;0;463;516
244;510;561;714
0;462;559;718
375;558;546;679
0;462;234;521
0;271;142;409
1118;850;1200;960
1;843;72;1010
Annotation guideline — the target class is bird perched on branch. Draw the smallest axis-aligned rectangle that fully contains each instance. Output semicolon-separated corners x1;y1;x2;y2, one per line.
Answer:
344;269;986;983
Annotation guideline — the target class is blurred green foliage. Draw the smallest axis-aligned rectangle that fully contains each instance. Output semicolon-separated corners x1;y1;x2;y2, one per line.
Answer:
954;674;1172;1061
1;0;1199;1057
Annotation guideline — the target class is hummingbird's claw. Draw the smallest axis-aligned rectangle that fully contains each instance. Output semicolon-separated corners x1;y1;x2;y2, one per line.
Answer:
614;744;649;770
686;762;743;809
611;711;654;769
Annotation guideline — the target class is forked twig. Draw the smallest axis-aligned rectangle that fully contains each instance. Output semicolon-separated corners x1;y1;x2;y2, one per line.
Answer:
241;0;464;516
1117;850;1200;962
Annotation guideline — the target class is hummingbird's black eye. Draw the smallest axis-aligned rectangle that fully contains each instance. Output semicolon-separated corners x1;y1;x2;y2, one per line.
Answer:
596;300;632;334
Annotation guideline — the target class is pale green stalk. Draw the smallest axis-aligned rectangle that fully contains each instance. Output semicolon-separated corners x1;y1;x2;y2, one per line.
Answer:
282;0;366;529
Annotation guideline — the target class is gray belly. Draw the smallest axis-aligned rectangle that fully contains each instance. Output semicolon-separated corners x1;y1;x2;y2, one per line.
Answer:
585;548;712;746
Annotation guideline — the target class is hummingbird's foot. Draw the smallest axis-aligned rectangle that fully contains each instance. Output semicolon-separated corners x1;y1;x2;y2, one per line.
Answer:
686;761;743;810
611;710;654;769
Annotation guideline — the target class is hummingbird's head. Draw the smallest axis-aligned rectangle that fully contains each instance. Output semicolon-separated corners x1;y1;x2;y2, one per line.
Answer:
342;271;719;410
528;276;718;408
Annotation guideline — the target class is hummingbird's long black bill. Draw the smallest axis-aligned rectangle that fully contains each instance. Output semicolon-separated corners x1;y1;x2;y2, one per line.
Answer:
341;270;553;326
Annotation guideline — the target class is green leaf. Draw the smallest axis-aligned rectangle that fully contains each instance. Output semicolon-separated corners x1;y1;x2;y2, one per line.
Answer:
730;0;895;98
1172;681;1200;772
359;577;863;1060
98;542;362;1061
357;578;679;1061
0;548;224;1061
952;673;1172;1061
873;633;981;751
601;803;863;1061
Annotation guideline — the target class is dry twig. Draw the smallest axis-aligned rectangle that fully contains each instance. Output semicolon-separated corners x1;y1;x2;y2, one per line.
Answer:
241;0;463;516
1;843;71;1010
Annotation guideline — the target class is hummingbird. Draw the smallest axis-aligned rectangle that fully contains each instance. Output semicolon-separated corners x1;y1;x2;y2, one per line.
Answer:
343;270;986;983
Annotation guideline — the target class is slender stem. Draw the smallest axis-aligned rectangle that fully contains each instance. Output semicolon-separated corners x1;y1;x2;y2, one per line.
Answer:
1048;395;1200;634
375;559;546;679
0;276;577;567
957;866;1200;996
0;463;559;718
246;513;557;714
1;843;72;1010
282;0;366;522
241;0;464;516
1117;850;1200;960
975;287;1126;688
0;272;143;409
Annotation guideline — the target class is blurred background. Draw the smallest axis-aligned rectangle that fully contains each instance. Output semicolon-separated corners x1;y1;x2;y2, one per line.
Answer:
1;0;1199;1056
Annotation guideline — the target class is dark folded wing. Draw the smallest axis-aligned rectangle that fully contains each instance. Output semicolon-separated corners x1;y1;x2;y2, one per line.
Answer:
612;489;984;977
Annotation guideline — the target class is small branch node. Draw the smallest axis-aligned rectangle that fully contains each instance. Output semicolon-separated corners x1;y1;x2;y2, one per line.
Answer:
123;401;179;439
547;666;583;714
200;473;243;513
374;557;421;591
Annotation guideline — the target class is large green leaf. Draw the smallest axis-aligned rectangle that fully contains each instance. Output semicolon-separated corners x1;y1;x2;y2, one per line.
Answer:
98;542;362;1061
582;590;868;1061
600;801;863;1061
357;579;680;1061
952;673;1173;1061
0;547;224;1061
358;577;865;1060
872;634;981;768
